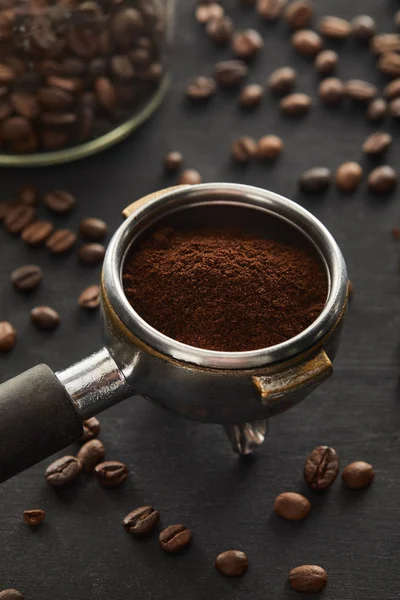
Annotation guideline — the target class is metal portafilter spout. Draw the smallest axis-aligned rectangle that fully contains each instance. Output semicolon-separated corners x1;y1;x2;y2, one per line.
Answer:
0;184;348;483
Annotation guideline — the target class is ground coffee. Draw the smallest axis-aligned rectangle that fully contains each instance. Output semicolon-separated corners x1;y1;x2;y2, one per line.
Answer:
123;227;327;352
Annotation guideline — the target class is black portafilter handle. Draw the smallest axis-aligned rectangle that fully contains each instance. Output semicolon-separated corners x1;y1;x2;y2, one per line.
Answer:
0;364;83;483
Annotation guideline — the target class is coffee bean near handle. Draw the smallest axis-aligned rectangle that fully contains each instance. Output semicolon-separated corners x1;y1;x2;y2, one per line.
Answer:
78;285;101;309
0;321;16;352
79;218;108;241
11;265;43;291
94;461;128;487
46;229;77;254
77;439;105;471
4;204;36;234
123;506;160;536
22;221;54;246
23;509;45;526
304;445;339;490
44;190;76;214
31;306;60;330
159;524;192;553
78;243;106;265
81;417;101;441
45;456;83;487
0;590;24;599
215;550;248;577
342;461;375;489
274;492;311;521
289;565;328;593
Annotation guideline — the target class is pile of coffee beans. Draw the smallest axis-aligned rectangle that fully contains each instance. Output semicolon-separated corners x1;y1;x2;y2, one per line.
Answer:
0;0;166;155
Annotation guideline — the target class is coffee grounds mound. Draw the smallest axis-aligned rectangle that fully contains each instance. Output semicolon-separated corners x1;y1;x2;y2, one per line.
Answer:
123;227;327;352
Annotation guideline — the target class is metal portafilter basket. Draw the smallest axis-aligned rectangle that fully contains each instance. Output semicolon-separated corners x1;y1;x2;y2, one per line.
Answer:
0;184;348;483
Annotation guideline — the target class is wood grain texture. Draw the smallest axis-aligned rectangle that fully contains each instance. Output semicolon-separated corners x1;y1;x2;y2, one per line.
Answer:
0;0;400;598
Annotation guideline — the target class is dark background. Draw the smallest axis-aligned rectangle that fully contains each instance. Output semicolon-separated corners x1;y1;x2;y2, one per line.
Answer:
1;0;400;598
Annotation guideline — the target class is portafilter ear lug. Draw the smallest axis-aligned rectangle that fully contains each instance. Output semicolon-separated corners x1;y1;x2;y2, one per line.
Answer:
224;420;268;455
122;185;190;219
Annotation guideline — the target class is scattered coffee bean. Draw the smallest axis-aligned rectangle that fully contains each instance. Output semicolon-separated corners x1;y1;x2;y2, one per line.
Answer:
363;132;392;156
78;285;101;310
21;221;54;246
335;162;363;193
284;0;313;29
45;455;82;487
159;524;192;553
46;229;77;254
314;50;338;75
342;461;375;489
268;66;296;95
352;15;376;42
256;135;284;160
4;204;35;234
319;16;352;39
304;445;339;489
389;97;400;119
81;417;101;441
11;265;43;291
280;93;312;116
319;77;346;106
289;565;328;594
95;460;128;487
291;30;323;56
367;98;388;121
186;76;216;100
257;0;287;21
239;84;264;108
178;169;202;185
206;16;234;44
17;185;39;207
299;168;331;193
385;79;400;99
31;306;60;331
44;190;76;214
215;550;248;577
78;243;106;265
195;2;224;24
164;151;184;172
346;80;377;102
23;509;45;526
0;590;24;600
79;218;107;242
231;136;257;163
77;439;105;472
274;492;311;521
0;321;16;352
371;33;400;55
123;506;160;536
215;60;248;87
378;52;400;77
232;29;264;59
368;165;397;194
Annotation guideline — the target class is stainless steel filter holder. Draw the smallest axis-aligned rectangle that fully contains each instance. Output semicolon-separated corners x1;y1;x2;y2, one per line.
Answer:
0;183;348;483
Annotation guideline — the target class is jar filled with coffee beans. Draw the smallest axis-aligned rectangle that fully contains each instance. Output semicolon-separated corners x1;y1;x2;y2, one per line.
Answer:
0;0;173;165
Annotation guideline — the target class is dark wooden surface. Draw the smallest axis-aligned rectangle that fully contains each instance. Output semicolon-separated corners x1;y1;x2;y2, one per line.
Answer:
1;0;400;598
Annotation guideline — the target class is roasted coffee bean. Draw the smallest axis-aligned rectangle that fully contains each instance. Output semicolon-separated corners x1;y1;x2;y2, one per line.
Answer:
274;492;311;521
289;565;328;594
123;506;160;536
77;439;105;471
178;169;202;184
159;524;192;553
231;136;257;163
46;229;77;254
22;221;54;246
78;243;106;265
206;16;234;44
368;165;397;194
352;15;376;42
38;87;74;111
163;151;184;172
291;30;323;56
45;455;82;487
12;92;39;119
385;79;400;99
342;461;375;489
256;135;284;160
215;60;248;87
363;132;392;156
314;49;338;75
111;56;134;80
378;52;400;77
195;2;224;24
78;285;101;309
1;117;36;151
47;76;84;94
94;460;128;487
284;0;313;29
319;77;346;105
257;0;287;21
44;190;75;214
11;265;43;291
79;218;107;242
389;97;400;119
41;112;77;128
304;445;339;489
0;321;16;352
299;167;331;193
232;29;263;59
335;162;363;193
31;306;60;330
110;7;144;48
371;33;400;55
239;84;264;108
4;204;35;234
0;590;24;599
215;550;248;577
268;66;296;95
186;76;216;100
81;417;100;441
346;80;377;102
0;63;14;83
367;98;388;121
319;16;351;39
95;77;116;112
23;509;45;526
280;93;312;116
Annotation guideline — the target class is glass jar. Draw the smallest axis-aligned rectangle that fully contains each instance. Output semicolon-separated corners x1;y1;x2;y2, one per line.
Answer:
0;0;173;166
